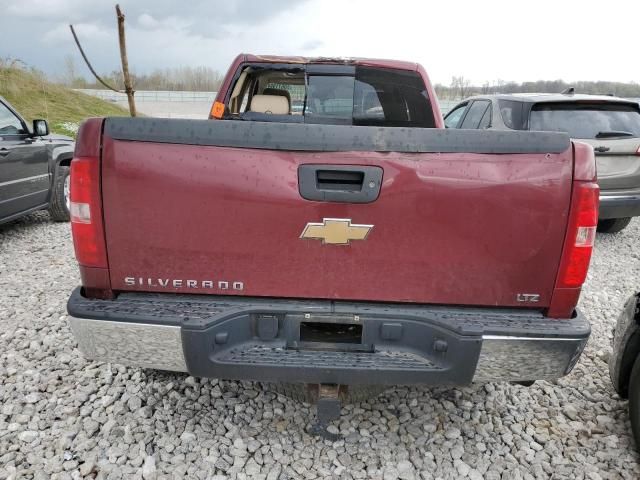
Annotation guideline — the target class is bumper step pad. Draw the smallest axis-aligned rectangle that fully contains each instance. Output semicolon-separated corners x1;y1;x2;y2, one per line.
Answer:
220;345;441;370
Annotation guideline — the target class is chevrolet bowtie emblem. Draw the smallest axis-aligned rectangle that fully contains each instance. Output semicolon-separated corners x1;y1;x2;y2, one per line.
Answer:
300;218;374;245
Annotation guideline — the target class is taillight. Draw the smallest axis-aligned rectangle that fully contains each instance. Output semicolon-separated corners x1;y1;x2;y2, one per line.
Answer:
555;182;599;288
636;146;640;156
70;157;107;268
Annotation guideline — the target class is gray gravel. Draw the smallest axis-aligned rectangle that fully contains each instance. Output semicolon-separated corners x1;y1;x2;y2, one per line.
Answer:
1;212;640;479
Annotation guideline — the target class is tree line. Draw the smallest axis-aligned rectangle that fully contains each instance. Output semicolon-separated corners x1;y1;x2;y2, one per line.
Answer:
61;56;224;92
57;57;640;96
436;76;640;100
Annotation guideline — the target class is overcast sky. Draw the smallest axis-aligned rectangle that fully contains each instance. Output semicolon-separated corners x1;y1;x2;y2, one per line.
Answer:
1;0;638;86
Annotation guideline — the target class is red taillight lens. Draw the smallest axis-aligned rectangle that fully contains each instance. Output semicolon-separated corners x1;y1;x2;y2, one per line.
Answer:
70;157;107;268
556;182;599;288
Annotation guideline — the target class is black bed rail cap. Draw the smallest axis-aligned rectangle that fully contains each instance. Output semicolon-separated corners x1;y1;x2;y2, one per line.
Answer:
104;117;571;154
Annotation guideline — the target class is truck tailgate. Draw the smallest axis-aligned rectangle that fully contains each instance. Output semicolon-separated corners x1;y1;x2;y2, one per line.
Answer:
100;119;573;308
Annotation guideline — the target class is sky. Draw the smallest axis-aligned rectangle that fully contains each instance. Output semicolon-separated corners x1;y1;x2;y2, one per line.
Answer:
1;0;639;86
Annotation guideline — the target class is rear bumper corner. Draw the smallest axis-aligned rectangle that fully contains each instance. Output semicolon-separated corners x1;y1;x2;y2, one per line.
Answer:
599;192;640;219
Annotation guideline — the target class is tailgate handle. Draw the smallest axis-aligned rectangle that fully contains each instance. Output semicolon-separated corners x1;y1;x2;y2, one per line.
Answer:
316;170;364;191
298;165;383;203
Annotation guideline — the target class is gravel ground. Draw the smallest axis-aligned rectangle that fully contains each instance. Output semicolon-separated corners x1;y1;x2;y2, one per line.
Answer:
1;212;640;480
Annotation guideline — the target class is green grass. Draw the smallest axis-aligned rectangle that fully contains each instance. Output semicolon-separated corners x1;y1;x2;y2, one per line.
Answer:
0;66;129;137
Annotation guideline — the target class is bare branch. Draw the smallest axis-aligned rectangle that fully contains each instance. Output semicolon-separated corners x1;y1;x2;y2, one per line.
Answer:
69;24;121;93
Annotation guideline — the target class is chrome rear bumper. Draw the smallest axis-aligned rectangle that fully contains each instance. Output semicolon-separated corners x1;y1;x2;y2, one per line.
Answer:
474;335;586;381
70;316;587;382
70;318;187;372
67;289;590;384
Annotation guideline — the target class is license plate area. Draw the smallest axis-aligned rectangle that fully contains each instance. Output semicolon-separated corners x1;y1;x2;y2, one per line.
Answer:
300;321;362;344
286;314;373;352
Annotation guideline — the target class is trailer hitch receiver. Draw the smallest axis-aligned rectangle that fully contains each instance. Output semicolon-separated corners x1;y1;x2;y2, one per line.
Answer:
308;384;342;440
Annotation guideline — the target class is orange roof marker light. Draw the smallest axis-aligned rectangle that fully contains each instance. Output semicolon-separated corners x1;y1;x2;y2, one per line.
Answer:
210;101;225;119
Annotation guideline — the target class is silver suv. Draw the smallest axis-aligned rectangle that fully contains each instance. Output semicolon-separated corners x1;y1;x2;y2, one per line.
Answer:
445;93;640;233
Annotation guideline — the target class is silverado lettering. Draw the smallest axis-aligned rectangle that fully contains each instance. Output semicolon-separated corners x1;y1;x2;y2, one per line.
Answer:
124;277;244;290
66;54;598;434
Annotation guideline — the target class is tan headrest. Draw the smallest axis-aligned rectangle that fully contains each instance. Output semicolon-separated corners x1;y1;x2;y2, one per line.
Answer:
250;94;289;115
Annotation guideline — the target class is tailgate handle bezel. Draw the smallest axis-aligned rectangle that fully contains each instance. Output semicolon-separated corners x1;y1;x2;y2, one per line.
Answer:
298;164;383;203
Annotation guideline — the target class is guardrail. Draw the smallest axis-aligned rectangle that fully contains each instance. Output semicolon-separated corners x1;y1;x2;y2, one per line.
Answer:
75;88;640;118
76;89;461;114
75;89;218;103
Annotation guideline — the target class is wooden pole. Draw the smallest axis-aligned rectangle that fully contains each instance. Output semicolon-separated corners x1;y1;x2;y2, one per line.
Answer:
116;4;136;117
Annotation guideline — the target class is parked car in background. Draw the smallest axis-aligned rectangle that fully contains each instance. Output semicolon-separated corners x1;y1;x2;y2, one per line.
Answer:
66;54;597;436
0;96;73;225
609;292;640;449
444;93;640;233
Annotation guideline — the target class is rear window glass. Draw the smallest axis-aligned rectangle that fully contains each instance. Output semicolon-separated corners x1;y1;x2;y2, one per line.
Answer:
529;103;640;139
306;68;434;127
306;76;354;118
352;67;435;127
229;65;436;128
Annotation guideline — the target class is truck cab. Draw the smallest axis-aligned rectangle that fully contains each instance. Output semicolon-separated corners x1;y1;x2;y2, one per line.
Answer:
209;54;443;128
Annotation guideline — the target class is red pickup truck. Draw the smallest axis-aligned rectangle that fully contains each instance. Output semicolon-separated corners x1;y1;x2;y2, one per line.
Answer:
67;54;597;432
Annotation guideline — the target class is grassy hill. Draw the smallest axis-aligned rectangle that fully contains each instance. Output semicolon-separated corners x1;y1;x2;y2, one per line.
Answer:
0;66;129;137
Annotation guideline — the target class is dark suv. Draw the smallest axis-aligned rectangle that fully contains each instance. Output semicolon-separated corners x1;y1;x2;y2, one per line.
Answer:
445;93;640;233
0;96;73;225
